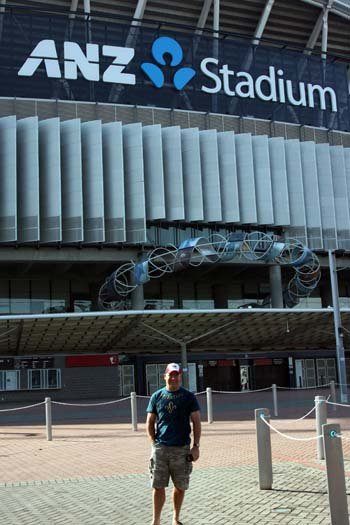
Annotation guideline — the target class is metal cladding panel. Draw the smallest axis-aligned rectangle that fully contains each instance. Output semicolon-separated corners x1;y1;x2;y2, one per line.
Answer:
345;149;350;234
162;126;185;221
102;122;125;243
122;123;147;243
199;130;222;223
60;119;84;243
251;135;274;226
217;131;240;223
268;138;290;226
142;125;166;221
315;144;337;250
181;128;204;222
38;118;62;243
330;146;350;250
235;133;257;225
17;117;40;242
300;141;323;249
284;140;307;244
0;116;16;241
81;121;105;243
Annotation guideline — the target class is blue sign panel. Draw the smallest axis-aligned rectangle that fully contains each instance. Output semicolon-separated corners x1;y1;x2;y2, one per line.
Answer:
0;9;349;131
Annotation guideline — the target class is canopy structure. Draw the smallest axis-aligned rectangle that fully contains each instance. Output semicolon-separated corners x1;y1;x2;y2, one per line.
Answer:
0;308;347;355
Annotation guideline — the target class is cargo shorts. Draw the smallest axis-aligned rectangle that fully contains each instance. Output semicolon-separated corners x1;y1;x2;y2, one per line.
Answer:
149;443;193;490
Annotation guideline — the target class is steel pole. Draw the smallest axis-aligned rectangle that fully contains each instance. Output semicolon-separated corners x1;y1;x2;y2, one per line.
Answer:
329;250;348;403
180;341;189;389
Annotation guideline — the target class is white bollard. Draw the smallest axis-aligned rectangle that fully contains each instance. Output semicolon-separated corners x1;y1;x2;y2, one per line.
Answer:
45;397;52;441
330;380;337;413
206;387;213;424
255;408;273;490
323;423;349;525
131;392;138;431
272;384;278;417
315;396;327;460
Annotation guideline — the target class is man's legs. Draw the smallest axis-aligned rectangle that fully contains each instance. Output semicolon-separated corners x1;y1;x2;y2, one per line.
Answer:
152;488;166;525
172;486;185;524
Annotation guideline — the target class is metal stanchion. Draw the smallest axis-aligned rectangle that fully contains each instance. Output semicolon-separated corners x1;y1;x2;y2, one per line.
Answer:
131;392;138;432
206;387;213;424
323;423;349;525
330;380;337;412
45;397;52;441
272;384;278;417
315;396;327;460
255;408;272;490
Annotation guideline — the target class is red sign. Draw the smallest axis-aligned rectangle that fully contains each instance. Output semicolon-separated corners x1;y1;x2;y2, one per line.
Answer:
66;355;119;367
218;359;236;367
253;358;273;366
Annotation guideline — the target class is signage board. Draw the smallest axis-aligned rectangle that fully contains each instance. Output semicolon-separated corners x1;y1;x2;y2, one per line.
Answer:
0;10;349;131
66;354;119;367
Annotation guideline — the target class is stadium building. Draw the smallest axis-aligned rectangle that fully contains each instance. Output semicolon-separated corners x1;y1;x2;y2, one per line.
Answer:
0;0;350;401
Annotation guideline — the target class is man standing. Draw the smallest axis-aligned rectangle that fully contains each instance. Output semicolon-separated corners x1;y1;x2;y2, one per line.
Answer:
146;363;201;525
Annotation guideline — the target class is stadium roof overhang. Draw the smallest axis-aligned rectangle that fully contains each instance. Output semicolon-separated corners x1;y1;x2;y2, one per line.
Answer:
0;308;348;356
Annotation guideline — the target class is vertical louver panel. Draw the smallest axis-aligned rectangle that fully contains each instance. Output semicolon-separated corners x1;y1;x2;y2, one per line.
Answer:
60;119;84;243
181;128;204;222
217;131;240;224
300;142;323;249
0;116;16;241
102;122;126;243
315;144;337;250
269;138;290;227
199;130;222;223
81;121;105;243
284;140;307;244
143;125;166;221
252;135;274;226
17;117;40;242
162;126;185;222
344;150;350;241
39;118;62;243
122;123;147;243
235;133;257;225
330;146;350;250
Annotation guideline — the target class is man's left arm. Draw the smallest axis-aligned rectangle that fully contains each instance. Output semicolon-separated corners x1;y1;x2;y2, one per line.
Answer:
190;410;201;461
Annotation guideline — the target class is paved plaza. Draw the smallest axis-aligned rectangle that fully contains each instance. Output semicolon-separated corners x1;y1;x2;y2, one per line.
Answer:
1;400;350;525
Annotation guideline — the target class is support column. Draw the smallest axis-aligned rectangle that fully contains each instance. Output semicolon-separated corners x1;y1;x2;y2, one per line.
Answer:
269;264;283;308
181;342;189;390
131;284;144;310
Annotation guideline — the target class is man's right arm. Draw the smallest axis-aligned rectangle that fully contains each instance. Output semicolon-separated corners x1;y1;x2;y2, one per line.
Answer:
146;412;157;444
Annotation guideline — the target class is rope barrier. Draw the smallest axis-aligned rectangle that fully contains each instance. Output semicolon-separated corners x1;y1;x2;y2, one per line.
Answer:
326;400;350;408
211;386;272;394
52;397;131;407
195;391;207;395
136;395;151;399
277;383;331;390
260;414;322;441
0;401;45;412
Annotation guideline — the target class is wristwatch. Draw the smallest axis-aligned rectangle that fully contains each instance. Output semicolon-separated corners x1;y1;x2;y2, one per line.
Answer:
193;443;200;448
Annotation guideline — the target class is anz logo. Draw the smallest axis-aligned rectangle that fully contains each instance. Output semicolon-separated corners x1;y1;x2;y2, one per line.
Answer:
141;37;196;90
18;36;196;90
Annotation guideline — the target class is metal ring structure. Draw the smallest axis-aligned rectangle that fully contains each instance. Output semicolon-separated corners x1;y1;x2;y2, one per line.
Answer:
98;232;321;310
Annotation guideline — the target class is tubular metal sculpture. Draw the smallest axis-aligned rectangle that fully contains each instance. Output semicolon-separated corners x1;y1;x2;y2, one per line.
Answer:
98;232;321;310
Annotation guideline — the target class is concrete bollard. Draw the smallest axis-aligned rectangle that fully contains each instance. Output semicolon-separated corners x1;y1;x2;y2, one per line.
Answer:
323;423;349;525
330;380;337;413
131;392;138;431
206;387;213;424
272;384;278;417
45;397;52;441
315;396;327;460
255;408;273;490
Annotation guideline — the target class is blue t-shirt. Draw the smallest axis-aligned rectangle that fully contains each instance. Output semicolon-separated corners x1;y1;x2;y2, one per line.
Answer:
146;387;200;446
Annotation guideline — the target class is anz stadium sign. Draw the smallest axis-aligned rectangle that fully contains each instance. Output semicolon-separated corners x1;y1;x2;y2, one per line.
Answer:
19;36;338;113
1;11;349;130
